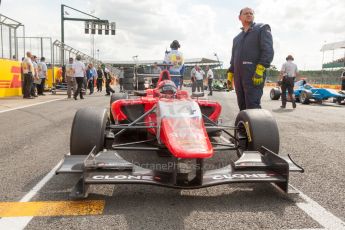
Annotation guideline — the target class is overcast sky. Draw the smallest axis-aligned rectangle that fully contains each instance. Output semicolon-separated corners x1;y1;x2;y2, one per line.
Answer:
1;0;345;70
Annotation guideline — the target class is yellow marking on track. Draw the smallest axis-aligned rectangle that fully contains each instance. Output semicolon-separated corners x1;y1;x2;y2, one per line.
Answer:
0;200;105;217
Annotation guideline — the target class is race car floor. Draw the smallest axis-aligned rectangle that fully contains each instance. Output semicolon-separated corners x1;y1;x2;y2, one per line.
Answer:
0;88;344;229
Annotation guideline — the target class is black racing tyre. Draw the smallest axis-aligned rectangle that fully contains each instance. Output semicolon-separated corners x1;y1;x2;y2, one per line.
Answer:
70;107;108;155
110;93;128;124
300;91;312;104
270;88;281;100
235;109;279;155
123;78;134;84
123;83;134;90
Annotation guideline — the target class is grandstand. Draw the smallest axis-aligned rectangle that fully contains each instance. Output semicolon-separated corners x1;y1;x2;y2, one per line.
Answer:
320;41;345;69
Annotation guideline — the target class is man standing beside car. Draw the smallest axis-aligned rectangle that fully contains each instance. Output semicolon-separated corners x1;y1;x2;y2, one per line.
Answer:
280;55;298;109
341;68;345;91
228;7;274;110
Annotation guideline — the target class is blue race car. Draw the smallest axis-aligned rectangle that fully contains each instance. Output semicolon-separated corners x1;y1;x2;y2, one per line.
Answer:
270;80;345;104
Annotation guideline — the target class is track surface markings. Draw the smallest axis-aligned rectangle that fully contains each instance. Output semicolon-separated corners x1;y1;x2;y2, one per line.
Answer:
0;98;63;114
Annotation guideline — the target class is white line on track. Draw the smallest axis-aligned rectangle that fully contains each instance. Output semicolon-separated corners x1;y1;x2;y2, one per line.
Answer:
0;160;63;230
0;98;63;114
220;136;345;230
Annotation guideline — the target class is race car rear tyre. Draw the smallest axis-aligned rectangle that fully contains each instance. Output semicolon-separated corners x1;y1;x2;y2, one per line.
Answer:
270;88;281;100
110;93;128;124
235;109;279;155
300;91;312;104
70;107;108;155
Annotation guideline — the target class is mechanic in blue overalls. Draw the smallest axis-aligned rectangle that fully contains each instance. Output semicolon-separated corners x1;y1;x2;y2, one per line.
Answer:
228;7;274;110
164;40;185;87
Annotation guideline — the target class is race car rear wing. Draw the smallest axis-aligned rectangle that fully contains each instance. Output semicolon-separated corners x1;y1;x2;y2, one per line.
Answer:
56;146;303;198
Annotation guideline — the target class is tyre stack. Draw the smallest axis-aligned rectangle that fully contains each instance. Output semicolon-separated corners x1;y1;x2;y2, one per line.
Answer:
136;66;146;90
123;67;134;91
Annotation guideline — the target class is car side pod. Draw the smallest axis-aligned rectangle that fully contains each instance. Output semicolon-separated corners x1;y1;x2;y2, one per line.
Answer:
56;146;304;199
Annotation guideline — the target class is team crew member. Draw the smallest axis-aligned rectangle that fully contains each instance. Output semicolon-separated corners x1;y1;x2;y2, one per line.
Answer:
73;55;86;100
206;65;214;96
31;55;39;97
22;51;35;99
65;57;76;99
37;57;47;95
228;7;274;110
152;62;162;88
118;67;124;92
164;40;184;87
103;64;115;95
341;69;345;91
280;55;298;109
96;65;104;92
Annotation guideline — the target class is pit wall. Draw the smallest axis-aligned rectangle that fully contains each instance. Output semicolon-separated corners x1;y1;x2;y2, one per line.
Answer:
0;58;61;97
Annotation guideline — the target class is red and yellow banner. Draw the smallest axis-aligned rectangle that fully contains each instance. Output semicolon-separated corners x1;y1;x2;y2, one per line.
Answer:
0;59;22;97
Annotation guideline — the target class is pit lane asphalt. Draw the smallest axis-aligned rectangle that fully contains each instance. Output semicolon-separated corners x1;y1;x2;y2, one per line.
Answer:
0;88;344;230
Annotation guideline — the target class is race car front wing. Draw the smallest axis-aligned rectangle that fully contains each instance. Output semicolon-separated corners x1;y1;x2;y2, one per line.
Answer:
56;146;303;198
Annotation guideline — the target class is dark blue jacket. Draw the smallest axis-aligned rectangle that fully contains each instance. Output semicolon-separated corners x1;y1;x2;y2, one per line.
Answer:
229;22;274;79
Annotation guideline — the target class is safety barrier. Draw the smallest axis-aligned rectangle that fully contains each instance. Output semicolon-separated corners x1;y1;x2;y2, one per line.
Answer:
0;58;62;97
0;59;22;97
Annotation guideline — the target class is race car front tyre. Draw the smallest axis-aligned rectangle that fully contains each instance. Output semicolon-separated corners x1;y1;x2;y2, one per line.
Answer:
300;91;312;104
270;88;281;100
235;109;280;156
70;107;108;155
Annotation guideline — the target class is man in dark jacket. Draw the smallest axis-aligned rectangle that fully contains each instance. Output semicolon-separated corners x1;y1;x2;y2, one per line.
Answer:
228;7;274;110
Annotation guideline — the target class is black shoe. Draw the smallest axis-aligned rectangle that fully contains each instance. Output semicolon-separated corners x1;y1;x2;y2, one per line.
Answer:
292;102;297;109
24;96;35;99
105;93;110;96
80;97;84;99
280;105;286;109
74;97;77;100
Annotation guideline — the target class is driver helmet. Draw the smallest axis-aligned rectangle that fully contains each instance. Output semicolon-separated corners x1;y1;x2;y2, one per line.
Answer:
158;80;177;95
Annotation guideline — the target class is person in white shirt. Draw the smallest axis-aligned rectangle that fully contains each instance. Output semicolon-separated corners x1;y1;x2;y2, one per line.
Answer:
206;65;214;96
73;55;86;100
37;57;47;95
194;65;205;92
22;51;35;99
280;55;299;109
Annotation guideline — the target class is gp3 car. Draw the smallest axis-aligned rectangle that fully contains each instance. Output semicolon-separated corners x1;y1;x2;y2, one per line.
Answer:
56;70;303;198
270;80;345;104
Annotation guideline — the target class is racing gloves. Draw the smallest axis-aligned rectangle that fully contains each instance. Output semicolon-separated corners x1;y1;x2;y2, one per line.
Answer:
252;64;265;86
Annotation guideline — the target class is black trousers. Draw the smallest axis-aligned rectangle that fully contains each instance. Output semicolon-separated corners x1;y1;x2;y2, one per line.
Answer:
74;77;84;99
38;78;46;94
105;79;115;94
208;79;213;95
341;80;345;91
97;79;103;91
281;77;295;106
23;73;33;98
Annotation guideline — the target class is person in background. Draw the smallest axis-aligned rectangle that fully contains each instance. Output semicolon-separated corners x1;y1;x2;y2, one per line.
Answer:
22;51;35;99
118;67;124;92
37;57;47;95
206;65;214;96
194;65;205;92
190;64;197;93
86;63;94;95
228;7;274;110
65;57;76;99
164;40;184;87
31;55;39;97
73;55;86;100
280;55;298;109
103;64;115;95
96;65;104;92
151;62;162;88
341;68;345;91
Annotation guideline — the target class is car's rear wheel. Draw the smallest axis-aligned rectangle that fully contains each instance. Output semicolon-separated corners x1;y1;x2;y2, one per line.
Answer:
235;109;279;156
70;107;108;155
270;88;281;100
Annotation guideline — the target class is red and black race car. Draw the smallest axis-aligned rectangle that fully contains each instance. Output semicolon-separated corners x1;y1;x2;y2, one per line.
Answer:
57;70;303;198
